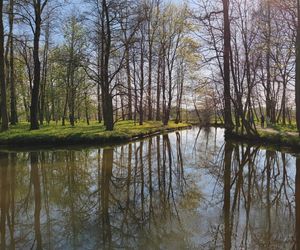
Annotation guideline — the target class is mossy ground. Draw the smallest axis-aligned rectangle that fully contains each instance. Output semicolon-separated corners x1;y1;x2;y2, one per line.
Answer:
0;120;191;147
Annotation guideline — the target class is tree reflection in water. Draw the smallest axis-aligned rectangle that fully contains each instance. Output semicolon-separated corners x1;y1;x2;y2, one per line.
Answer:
296;157;300;250
0;127;299;249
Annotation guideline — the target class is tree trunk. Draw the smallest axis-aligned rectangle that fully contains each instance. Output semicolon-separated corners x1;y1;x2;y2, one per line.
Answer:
175;64;184;124
126;46;132;120
62;89;68;126
9;0;17;125
68;21;76;127
39;20;50;125
133;53;138;123
223;0;233;132
102;88;114;131
97;42;102;123
120;92;125;120
164;67;173;126
162;47;167;125
282;81;287;125
101;0;114;131
156;47;162;121
97;83;102;123
296;0;300;135
85;92;90;125
266;1;272;125
0;0;8;131
30;3;42;130
139;34;145;126
69;68;75;126
147;38;153;121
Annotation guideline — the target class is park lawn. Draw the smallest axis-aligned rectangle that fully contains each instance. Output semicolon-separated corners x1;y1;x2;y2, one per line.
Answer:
0;120;191;147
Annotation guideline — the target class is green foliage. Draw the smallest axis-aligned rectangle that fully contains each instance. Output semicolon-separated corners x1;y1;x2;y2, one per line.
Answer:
0;121;191;147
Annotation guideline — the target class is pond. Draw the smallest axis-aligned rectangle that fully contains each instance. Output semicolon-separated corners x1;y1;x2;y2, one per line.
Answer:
0;127;299;249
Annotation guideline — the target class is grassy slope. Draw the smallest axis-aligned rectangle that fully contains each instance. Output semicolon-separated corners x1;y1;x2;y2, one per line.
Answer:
0;121;191;146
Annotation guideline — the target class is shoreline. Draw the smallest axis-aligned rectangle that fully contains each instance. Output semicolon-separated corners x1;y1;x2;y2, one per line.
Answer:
226;130;300;154
3;120;299;154
202;122;300;153
0;121;192;149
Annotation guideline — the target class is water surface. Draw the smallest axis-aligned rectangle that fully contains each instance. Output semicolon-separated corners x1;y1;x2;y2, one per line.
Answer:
0;127;299;249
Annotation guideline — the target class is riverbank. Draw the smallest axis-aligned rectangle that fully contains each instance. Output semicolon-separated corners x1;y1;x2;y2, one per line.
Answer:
226;126;300;153
0;121;191;147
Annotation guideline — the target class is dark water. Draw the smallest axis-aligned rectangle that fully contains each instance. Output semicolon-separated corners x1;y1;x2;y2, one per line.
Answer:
0;127;299;250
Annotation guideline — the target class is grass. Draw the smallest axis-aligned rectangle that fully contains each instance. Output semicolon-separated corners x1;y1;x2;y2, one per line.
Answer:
257;130;300;146
196;117;300;150
227;123;300;152
265;123;297;133
0;120;191;147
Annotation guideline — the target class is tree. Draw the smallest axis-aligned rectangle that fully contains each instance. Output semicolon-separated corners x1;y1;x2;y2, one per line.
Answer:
8;0;18;125
0;0;8;131
296;0;300;135
223;0;233;132
145;0;160;121
86;0;138;130
265;0;272;125
100;0;114;130
63;14;87;126
39;12;52;125
16;0;50;130
31;1;48;129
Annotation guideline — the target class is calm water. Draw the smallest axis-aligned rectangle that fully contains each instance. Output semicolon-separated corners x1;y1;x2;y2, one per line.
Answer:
0;127;299;250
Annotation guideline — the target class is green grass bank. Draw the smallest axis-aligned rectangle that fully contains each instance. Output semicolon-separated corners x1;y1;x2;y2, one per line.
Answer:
226;124;300;152
0;121;191;147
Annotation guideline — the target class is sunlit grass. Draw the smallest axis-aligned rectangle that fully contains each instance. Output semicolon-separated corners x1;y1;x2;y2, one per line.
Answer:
0;120;191;146
230;121;300;149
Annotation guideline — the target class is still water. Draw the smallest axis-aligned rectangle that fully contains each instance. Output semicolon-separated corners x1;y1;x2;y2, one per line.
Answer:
0;127;299;250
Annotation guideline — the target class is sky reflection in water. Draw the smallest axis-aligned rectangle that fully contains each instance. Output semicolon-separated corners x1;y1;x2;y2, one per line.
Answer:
0;127;299;249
